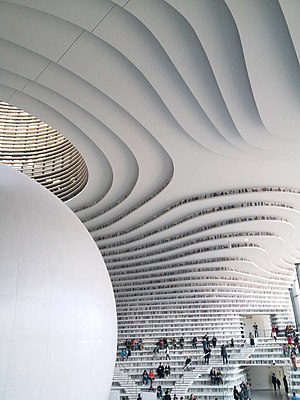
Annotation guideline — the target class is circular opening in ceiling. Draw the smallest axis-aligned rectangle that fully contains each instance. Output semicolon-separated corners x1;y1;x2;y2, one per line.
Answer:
0;101;88;202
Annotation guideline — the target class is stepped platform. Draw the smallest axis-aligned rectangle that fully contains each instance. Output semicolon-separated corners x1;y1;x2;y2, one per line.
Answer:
112;336;295;399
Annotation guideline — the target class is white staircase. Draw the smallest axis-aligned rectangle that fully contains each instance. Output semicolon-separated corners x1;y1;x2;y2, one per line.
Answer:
113;364;138;400
229;344;256;362
174;364;210;397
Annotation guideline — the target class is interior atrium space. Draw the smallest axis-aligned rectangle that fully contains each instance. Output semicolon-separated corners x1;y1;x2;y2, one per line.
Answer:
1;1;300;400
0;101;88;201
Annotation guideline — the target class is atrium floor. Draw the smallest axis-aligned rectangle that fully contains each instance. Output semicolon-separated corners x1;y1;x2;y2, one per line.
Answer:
251;389;288;399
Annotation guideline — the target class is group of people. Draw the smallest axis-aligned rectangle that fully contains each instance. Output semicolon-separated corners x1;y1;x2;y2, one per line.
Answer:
170;337;184;349
141;365;172;390
192;334;218;349
129;330;300;400
156;363;171;379
155;386;178;399
233;381;251;400
125;338;144;351
204;341;229;365
120;337;144;360
271;372;289;393
153;345;171;360
156;336;185;350
250;322;278;342
281;324;299;370
285;324;296;338
209;367;223;385
137;388;184;400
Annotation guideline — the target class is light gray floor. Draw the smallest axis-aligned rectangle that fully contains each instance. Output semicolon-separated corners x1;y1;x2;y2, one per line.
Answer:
251;389;289;399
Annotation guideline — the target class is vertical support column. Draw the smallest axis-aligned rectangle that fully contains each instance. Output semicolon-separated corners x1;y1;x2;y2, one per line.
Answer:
290;278;300;332
296;263;300;288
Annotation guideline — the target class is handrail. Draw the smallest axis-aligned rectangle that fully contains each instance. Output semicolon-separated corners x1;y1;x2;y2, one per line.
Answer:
117;362;129;373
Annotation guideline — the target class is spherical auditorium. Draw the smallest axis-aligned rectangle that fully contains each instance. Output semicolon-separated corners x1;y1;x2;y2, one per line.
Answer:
1;1;300;400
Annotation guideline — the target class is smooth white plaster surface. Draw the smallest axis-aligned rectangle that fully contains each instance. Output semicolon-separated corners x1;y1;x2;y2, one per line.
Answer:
0;164;117;400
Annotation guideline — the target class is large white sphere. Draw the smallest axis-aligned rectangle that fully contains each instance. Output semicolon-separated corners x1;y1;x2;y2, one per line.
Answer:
0;164;117;400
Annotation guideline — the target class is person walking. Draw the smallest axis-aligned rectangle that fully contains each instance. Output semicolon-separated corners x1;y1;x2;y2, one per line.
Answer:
276;377;281;390
165;345;170;360
204;346;211;365
292;392;299;400
271;373;277;390
291;351;298;370
184;356;192;371
192;336;197;348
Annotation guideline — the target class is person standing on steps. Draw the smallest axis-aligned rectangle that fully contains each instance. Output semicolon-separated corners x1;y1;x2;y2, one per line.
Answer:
165;345;171;360
291;350;298;370
184;356;192;371
272;325;277;341
283;374;289;394
233;385;239;400
204;346;211;365
253;322;259;337
221;344;228;364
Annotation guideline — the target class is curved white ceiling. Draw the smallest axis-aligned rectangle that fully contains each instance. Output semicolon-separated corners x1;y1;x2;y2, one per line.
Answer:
1;0;300;335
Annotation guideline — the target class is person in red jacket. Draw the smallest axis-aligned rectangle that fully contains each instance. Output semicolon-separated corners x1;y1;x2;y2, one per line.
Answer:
148;369;155;384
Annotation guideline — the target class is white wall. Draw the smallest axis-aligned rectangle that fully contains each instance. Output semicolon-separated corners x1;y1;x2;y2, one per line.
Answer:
108;391;120;400
0;165;117;400
248;366;287;390
242;314;271;338
141;393;156;400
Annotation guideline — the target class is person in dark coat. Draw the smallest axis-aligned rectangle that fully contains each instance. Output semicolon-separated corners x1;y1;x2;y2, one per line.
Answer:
164;364;171;377
184;356;192;370
276;377;281;390
283;374;289;394
272;373;277;390
233;385;239;400
157;385;163;399
221;344;228;364
204;346;211;365
156;363;164;379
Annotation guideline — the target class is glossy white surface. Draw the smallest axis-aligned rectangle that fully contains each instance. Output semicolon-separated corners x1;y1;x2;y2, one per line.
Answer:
0;164;117;400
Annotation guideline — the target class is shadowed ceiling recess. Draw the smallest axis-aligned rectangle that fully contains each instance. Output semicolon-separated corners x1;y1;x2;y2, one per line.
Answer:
0;101;88;201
